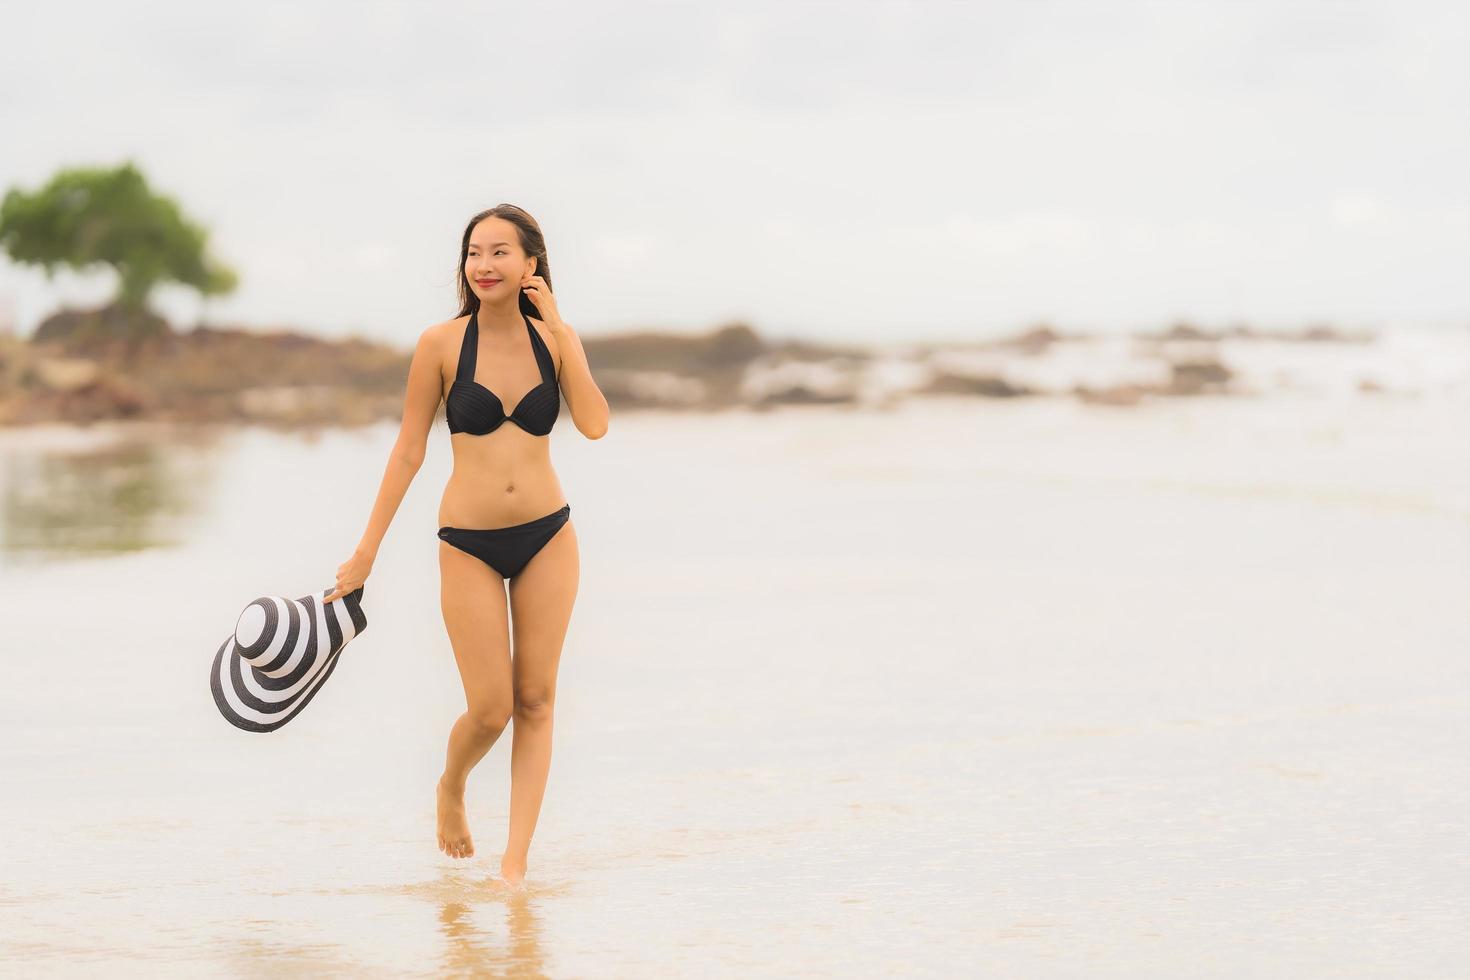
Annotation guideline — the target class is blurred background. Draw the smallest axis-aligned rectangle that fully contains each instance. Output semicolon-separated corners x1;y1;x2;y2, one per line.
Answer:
1;2;1467;977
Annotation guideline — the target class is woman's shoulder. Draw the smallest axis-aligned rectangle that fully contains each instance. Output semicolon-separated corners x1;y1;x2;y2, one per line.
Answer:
413;317;470;381
419;314;472;347
430;312;474;334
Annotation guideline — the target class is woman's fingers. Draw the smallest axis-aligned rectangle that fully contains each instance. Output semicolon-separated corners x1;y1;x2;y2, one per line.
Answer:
324;579;363;604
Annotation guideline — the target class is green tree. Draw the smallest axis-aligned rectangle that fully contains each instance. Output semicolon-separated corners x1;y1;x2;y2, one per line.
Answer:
0;160;238;337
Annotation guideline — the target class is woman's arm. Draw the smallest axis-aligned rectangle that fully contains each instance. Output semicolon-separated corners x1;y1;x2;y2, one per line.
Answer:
325;324;444;602
547;320;610;439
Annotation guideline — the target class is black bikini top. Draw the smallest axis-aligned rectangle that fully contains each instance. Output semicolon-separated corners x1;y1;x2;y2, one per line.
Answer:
446;308;561;437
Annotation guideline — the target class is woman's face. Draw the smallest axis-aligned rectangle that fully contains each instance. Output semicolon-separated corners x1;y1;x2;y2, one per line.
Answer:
465;217;535;302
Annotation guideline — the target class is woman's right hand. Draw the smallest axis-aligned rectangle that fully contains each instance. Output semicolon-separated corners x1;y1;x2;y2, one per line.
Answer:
324;550;373;604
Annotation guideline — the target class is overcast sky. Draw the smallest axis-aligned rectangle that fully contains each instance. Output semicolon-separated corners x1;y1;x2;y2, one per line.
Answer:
3;0;1466;347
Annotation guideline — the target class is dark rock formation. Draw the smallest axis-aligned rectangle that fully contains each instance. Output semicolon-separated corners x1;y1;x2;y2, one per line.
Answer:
31;302;173;351
753;386;857;408
921;371;1034;398
1165;360;1233;395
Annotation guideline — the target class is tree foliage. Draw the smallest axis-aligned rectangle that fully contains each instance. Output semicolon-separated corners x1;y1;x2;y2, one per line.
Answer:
0;161;238;321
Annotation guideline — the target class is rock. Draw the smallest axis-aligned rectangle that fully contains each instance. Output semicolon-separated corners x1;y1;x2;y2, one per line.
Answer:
701;322;765;367
1158;321;1218;342
8;375;153;424
1074;383;1146;406
1298;323;1373;343
31;303;172;349
34;358;102;392
920;371;1034;397
1166;360;1233;395
995;324;1061;355
754;386;858;407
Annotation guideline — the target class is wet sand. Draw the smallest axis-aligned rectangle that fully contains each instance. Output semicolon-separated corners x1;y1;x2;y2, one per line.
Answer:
0;392;1466;976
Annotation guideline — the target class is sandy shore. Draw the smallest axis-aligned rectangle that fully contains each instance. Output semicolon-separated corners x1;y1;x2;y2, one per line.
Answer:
0;392;1465;976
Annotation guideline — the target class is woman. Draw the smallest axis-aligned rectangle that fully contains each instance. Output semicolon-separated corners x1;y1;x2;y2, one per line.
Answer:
324;204;610;889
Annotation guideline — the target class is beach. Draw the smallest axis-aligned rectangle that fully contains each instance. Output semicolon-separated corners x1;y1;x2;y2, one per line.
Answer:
0;388;1466;977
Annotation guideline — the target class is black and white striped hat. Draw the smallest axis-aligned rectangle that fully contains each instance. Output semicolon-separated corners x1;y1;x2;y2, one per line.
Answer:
210;586;368;733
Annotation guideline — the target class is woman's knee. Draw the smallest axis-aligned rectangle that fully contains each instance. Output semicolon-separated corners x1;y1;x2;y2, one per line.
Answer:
513;686;555;723
468;701;513;734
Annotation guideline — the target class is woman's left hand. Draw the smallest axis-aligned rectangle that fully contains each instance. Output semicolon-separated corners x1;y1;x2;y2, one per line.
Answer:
324;550;373;605
519;274;563;329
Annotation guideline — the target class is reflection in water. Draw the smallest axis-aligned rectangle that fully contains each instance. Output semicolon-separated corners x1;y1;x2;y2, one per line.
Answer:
438;886;548;979
328;869;558;977
199;872;556;977
0;426;219;562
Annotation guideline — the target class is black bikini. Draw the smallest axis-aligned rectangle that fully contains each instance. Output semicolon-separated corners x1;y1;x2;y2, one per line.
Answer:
446;306;561;436
438;504;571;580
437;307;571;579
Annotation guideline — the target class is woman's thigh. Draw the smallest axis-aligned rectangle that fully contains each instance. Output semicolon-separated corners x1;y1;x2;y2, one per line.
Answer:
507;519;580;704
440;540;513;717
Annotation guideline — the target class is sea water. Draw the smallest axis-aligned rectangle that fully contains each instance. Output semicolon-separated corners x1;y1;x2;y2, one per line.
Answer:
0;390;1466;977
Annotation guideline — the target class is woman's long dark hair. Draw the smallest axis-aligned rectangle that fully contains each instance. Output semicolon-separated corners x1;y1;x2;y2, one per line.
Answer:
454;204;553;320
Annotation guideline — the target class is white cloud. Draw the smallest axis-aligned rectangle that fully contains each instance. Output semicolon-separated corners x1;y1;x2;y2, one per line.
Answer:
0;0;1465;343
1330;195;1393;228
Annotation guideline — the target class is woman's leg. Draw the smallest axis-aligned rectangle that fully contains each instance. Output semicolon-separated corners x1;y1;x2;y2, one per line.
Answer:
437;538;515;859
503;518;580;885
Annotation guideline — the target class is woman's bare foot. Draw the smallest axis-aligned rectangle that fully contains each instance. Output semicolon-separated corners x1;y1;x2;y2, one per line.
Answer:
436;776;474;858
499;852;527;888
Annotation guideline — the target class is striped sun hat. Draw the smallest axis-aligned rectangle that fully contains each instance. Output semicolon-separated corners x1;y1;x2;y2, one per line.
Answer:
210;586;368;733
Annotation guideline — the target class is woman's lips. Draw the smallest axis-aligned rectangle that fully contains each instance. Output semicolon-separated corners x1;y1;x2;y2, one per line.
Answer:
477;279;500;287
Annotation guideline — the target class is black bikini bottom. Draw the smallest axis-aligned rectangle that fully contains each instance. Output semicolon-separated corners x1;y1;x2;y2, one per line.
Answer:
437;503;571;579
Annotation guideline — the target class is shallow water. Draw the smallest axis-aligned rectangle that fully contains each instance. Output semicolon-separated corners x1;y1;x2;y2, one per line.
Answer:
1;393;1467;977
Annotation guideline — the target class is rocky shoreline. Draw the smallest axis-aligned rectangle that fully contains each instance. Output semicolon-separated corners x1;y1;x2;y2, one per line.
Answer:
0;308;1439;429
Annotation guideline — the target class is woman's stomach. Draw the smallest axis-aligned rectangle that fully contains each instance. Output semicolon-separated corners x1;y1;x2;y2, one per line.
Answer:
439;437;566;528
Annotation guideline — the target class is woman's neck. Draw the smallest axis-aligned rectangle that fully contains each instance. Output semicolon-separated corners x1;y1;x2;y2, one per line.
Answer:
476;300;525;336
